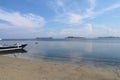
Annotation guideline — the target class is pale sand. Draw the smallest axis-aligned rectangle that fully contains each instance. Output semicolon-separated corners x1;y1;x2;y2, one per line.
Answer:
0;56;120;80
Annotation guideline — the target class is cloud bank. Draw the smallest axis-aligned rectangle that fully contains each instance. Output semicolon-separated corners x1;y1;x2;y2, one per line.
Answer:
1;0;120;38
46;0;120;37
48;24;120;37
50;0;120;25
0;9;45;28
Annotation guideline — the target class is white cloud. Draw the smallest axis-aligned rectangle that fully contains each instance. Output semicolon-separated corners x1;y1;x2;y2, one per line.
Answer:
0;23;12;29
95;2;120;16
68;13;83;24
84;24;93;34
0;9;46;28
48;24;120;37
48;23;94;37
93;26;120;37
59;24;93;37
85;0;96;18
49;0;66;14
89;0;96;10
50;0;96;24
0;9;46;38
50;0;120;25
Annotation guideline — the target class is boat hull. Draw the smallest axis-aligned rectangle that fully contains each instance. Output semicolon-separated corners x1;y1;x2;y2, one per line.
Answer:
0;49;27;55
0;44;27;51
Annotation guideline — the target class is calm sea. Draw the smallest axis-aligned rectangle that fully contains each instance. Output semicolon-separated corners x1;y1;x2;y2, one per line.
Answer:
1;39;120;65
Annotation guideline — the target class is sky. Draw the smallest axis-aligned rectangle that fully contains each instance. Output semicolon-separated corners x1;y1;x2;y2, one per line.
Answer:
0;0;120;38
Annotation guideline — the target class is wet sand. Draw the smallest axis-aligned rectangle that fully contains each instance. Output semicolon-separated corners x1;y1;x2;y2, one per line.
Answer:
0;56;120;80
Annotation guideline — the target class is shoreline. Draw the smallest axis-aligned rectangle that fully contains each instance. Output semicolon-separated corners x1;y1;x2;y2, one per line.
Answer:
0;56;120;80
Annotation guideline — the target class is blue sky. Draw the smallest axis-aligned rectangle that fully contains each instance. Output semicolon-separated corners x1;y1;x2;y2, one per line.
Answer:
0;0;120;38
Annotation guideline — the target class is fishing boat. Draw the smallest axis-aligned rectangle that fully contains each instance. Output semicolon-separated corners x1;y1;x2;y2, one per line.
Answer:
0;43;27;51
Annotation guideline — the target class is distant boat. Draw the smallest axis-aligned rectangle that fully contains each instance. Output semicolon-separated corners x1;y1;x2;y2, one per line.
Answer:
0;43;27;51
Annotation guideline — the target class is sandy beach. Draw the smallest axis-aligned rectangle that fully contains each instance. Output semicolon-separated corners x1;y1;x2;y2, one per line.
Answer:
0;56;120;80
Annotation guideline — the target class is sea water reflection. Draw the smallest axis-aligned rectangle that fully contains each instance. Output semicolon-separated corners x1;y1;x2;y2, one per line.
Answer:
1;40;120;65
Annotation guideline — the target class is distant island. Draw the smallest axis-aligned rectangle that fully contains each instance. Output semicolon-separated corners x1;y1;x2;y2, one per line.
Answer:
35;36;120;41
1;36;120;41
97;36;120;40
36;37;53;40
65;36;86;40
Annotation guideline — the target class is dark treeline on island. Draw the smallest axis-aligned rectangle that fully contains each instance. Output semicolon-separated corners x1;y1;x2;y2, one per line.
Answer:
36;36;87;40
65;36;86;39
35;36;120;41
98;36;120;39
1;36;120;41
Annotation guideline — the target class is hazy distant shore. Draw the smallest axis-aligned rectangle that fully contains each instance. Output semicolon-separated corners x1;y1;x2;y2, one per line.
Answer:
1;36;120;41
0;56;120;80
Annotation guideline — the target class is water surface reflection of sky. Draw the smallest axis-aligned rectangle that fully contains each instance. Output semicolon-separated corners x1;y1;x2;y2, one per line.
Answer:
1;40;120;64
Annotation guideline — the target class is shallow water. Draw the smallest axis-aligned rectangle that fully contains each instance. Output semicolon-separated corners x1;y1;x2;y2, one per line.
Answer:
1;39;120;66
